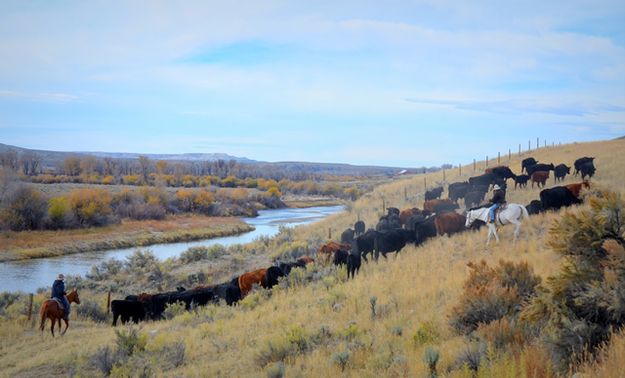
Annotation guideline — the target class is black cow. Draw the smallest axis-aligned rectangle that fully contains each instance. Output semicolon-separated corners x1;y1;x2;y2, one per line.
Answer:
333;249;349;266
373;228;416;260
347;241;362;279
489;166;516;180
574;157;595;175
448;182;470;202
340;228;355;244
264;266;285;289
414;215;438;245
354;229;377;262
376;214;401;231
579;161;596;180
526;200;543;215
469;173;496;187
354;220;365;236
214;277;241;306
111;299;146;326
464;190;486;208
387;207;400;217
540;187;582;211
171;287;217;309
522;157;538;174
527;163;555;176
425;186;444;201
514;174;530;189
554;164;570;183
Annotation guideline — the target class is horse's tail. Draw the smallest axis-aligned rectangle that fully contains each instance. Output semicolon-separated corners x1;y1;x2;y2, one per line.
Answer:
39;301;47;332
520;204;529;221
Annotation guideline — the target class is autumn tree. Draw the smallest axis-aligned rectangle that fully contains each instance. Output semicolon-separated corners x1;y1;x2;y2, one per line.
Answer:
63;156;81;176
0;186;48;230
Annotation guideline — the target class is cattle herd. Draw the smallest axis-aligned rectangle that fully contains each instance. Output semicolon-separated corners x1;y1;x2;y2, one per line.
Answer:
110;156;597;327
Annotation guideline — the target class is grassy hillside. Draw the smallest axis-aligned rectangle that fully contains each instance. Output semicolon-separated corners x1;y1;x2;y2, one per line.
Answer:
1;138;624;377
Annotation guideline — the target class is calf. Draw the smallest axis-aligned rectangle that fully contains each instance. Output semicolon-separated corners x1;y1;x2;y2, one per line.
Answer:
214;277;241;305
354;229;377;262
340;228;355;244
579;162;596;180
564;181;590;199
373;228;416;260
554;164;570;183
111;299;145;326
531;171;549;188
514;174;530;189
354;220;366;235
414;215;438;245
425;186;444;201
318;241;351;264
347;249;361;279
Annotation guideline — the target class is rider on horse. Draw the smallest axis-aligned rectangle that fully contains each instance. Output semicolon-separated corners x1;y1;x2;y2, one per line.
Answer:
51;274;70;320
488;184;506;223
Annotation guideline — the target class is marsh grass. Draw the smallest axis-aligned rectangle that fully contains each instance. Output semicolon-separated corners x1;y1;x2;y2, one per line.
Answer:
1;139;625;376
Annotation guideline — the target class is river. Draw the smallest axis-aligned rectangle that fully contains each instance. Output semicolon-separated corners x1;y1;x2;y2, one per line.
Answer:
0;205;344;293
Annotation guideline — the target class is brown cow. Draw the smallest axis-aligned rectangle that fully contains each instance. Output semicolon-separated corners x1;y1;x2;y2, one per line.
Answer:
435;212;467;236
531;171;549;188
424;199;459;214
564;181;591;199
297;256;315;265
238;268;268;297
399;208;424;227
317;241;350;264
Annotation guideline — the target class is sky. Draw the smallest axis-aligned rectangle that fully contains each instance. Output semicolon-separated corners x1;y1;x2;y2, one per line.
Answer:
1;1;624;167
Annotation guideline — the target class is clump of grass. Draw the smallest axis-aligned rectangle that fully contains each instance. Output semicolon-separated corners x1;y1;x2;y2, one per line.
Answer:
423;347;440;377
331;350;350;371
163;301;186;320
412;321;440;346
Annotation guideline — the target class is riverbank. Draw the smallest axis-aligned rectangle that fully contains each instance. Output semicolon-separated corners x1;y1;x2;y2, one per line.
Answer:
0;215;253;262
282;195;344;208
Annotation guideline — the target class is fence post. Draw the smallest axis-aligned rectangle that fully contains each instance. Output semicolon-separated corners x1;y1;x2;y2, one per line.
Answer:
473;159;476;172
404;187;407;200
497;152;500;164
459;164;462;176
382;198;386;214
424;176;427;190
328;228;332;239
106;291;111;314
536;137;539;150
27;293;33;321
486;156;488;167
518;143;521;156
528;140;531;151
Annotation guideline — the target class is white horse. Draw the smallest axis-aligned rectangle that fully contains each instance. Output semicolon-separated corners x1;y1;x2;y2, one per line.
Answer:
465;203;529;245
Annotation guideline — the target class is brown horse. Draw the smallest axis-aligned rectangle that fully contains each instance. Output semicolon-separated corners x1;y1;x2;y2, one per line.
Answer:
39;289;80;336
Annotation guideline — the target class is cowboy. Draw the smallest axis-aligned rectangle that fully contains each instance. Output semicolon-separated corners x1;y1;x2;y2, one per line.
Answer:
488;184;506;223
51;274;70;320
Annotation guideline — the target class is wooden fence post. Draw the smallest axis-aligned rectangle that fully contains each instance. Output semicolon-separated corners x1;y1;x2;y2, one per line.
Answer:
473;159;476;172
518;144;521;156
106;291;111;314
486;156;488;167
458;164;461;176
382;198;386;214
528;140;531;151
497;152;500;164
424;176;427;190
27;293;33;321
328;227;332;239
404;187;407;200
536;137;539;150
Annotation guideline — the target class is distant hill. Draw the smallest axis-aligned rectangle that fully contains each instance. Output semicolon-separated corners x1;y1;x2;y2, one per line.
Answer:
0;143;421;176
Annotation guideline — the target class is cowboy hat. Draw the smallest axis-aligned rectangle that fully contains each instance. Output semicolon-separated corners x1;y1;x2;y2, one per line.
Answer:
493;184;501;190
57;274;65;280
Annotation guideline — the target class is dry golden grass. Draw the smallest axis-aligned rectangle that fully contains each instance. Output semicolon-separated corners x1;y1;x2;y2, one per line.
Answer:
0;215;251;262
1;138;624;377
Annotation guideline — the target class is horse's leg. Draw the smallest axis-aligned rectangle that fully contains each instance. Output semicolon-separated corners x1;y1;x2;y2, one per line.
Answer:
40;309;46;333
486;226;492;245
62;318;69;335
510;220;521;241
50;317;55;337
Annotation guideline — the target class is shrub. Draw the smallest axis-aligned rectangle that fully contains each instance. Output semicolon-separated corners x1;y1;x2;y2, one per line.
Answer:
523;191;625;372
115;327;147;357
331;351;350;372
160;341;186;369
193;189;214;214
265;361;285;378
90;346;121;376
101;175;115;185
77;299;108;323
163;301;186;320
68;188;114;227
47;196;72;229
175;189;194;212
0;186;47;230
450;259;540;335
413;321;440;346
423;347;440;378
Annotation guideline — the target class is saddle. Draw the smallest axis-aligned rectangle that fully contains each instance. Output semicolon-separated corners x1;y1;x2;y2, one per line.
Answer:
51;297;64;311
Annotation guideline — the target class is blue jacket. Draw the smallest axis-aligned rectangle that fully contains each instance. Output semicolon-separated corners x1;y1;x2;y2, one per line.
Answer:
51;280;66;299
